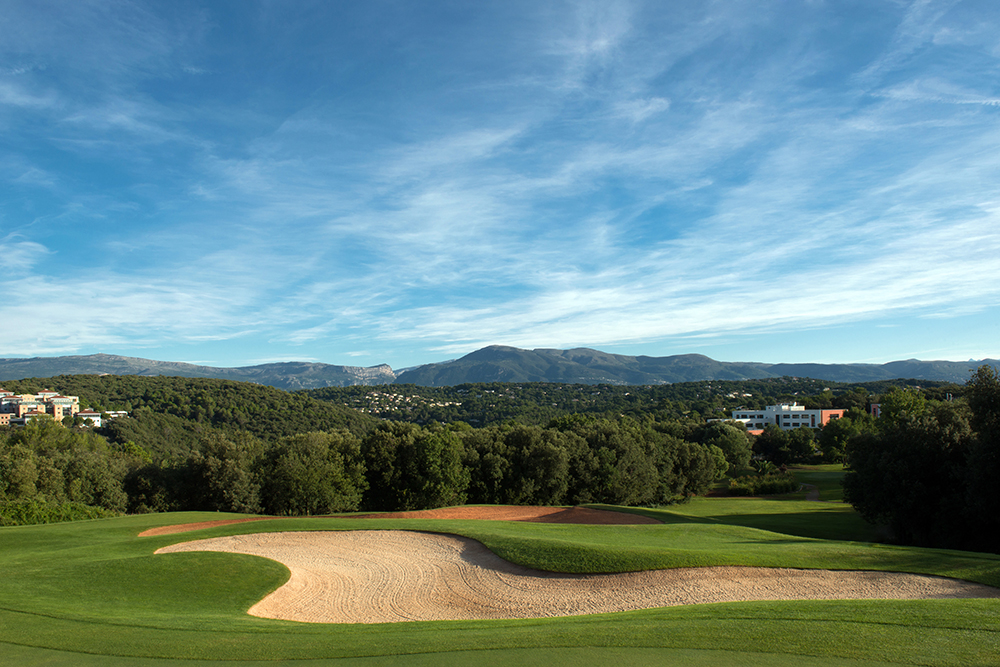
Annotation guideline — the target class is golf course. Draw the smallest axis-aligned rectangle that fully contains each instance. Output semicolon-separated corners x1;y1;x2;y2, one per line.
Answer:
2;470;999;667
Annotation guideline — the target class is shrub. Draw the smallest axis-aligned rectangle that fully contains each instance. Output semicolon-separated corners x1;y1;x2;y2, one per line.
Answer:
727;472;799;497
0;498;119;526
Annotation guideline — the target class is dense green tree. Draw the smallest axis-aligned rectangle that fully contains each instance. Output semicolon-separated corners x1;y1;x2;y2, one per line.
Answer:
554;417;661;505
964;366;1000;553
361;422;420;510
0;444;38;500
458;427;508;505
397;428;469;510
668;440;718;499
786;427;819;463
691;421;752;472
705;444;728;480
261;431;367;515
816;416;862;462
2;419;135;512
361;423;468;510
844;402;972;548
501;425;570;505
124;463;188;513
188;432;265;513
753;425;791;465
877;387;927;427
832;387;869;411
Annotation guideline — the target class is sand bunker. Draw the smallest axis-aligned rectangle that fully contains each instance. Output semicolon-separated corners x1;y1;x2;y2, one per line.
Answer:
156;530;1000;624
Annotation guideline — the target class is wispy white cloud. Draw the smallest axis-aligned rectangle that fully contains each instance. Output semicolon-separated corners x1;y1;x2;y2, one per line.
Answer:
897;82;1000;107
852;0;961;90
10;166;57;188
1;1;998;365
614;96;671;122
0;271;257;356
0;239;50;272
0;81;58;109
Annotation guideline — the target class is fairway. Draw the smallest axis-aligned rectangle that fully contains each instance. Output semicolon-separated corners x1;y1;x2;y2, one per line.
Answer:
2;500;1000;666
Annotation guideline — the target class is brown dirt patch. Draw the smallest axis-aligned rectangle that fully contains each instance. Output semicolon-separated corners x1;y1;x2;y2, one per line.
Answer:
156;530;1000;624
139;506;656;536
353;505;660;524
139;517;273;537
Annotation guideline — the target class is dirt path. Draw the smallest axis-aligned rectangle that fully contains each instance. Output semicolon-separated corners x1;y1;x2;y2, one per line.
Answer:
800;483;821;501
350;505;660;524
139;506;657;536
156;530;1000;624
140;517;274;536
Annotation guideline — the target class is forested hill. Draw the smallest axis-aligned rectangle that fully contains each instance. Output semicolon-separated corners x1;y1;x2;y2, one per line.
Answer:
306;376;962;428
1;375;376;456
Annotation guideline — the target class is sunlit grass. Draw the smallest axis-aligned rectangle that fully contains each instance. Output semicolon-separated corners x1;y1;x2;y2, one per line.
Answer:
1;501;998;666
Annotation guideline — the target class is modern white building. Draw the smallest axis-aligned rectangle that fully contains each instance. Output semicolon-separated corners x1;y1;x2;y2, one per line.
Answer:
75;410;103;427
728;403;845;434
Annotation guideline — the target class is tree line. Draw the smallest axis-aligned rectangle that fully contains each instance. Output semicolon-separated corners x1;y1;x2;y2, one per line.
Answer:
2;414;755;518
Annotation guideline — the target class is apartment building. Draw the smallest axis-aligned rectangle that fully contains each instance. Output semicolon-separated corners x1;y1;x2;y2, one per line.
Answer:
0;389;81;424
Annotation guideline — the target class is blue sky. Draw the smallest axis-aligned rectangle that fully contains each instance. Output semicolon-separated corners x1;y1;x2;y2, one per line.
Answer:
2;0;999;370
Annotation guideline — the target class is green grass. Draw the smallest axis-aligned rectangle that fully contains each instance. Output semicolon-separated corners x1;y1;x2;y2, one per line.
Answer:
593;495;874;542
1;502;999;666
789;464;850;501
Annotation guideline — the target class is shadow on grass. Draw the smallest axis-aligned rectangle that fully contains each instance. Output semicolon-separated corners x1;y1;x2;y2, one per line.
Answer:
588;504;876;542
701;511;877;542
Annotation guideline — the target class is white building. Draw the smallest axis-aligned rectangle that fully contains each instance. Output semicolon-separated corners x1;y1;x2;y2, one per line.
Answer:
728;403;845;433
76;410;103;427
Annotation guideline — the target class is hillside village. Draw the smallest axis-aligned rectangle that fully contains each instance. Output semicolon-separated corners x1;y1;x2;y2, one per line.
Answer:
0;389;125;427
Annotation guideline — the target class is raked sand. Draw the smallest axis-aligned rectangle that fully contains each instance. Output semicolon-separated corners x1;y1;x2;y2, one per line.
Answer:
156;529;1000;624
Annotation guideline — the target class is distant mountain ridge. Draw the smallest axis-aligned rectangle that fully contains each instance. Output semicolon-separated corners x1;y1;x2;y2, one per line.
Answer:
0;353;395;390
0;347;995;390
392;346;997;386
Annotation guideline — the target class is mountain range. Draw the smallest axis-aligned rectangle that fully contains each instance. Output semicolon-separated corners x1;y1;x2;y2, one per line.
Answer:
0;347;995;390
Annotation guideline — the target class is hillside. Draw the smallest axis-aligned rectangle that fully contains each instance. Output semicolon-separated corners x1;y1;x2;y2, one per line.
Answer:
307;376;960;427
0;375;377;449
